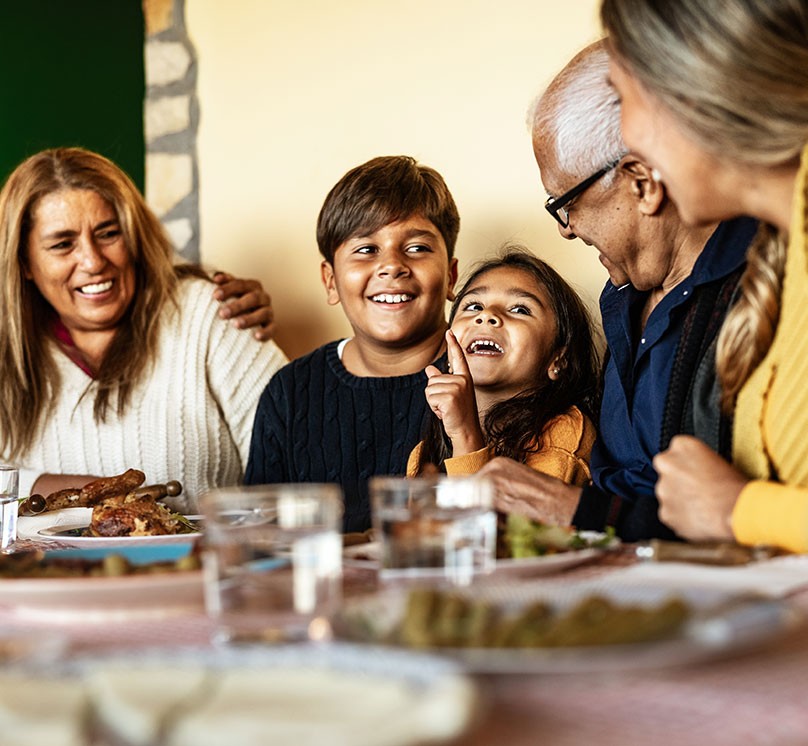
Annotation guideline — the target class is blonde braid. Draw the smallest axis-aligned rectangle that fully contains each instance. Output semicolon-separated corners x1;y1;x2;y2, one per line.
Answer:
716;224;786;410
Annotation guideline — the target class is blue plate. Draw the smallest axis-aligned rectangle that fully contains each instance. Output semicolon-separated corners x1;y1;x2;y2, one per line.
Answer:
45;543;194;565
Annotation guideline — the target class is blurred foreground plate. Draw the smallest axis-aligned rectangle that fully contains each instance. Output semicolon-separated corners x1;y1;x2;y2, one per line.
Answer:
0;628;66;667
336;582;803;674
0;544;203;622
75;643;477;746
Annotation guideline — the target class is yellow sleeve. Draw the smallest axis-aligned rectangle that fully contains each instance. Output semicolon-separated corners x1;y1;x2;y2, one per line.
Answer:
442;406;596;484
729;143;808;554
523;407;595;487
410;441;491;475
732;480;808;553
444;448;491;475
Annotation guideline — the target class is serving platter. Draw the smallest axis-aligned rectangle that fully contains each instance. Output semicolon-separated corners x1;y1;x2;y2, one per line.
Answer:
492;547;601;575
343;540;605;576
19;507;202;547
336;582;803;674
37;521;201;547
0;544;204;621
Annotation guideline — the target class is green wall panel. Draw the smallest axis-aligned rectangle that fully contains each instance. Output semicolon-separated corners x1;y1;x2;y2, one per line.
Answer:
0;0;145;189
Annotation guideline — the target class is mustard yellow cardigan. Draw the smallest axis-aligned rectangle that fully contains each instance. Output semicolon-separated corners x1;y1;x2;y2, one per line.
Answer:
732;144;808;552
406;405;595;487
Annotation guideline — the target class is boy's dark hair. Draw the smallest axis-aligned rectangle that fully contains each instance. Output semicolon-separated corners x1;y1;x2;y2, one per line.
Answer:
316;155;460;264
417;246;602;472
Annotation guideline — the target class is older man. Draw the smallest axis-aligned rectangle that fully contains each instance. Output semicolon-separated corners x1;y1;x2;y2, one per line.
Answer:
480;40;757;540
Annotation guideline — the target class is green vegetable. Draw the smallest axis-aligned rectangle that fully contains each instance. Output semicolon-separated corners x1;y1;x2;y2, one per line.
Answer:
503;516;616;558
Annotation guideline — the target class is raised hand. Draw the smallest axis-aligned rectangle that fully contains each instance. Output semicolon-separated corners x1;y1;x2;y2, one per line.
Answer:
212;272;275;341
424;330;485;456
653;435;747;541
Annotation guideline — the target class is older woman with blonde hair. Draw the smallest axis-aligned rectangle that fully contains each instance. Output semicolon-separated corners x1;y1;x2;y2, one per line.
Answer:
601;0;808;552
0;147;287;511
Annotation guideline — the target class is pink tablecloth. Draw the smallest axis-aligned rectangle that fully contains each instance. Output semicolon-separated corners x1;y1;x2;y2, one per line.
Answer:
467;549;808;746
3;547;808;746
467;622;808;746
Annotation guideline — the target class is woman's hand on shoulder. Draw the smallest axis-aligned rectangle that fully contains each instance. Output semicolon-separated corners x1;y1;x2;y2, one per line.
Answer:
212;272;275;341
425;330;484;456
480;456;582;527
653;435;746;541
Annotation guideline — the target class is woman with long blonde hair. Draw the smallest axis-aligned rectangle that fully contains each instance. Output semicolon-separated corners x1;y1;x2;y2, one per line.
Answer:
0;147;287;510
600;0;808;551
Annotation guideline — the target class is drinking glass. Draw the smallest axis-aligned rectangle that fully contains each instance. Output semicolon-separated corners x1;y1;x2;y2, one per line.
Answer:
0;465;19;551
200;484;343;644
370;475;496;586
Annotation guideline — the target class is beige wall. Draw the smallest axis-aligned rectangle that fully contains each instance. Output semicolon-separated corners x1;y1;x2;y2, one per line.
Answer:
187;0;606;359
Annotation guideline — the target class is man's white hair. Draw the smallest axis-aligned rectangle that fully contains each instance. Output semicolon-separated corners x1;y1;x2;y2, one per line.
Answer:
529;39;627;181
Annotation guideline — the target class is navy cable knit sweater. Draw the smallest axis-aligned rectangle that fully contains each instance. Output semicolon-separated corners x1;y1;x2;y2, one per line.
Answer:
244;340;445;533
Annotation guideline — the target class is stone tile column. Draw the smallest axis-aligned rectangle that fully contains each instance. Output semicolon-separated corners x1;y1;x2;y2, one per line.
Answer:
143;0;199;262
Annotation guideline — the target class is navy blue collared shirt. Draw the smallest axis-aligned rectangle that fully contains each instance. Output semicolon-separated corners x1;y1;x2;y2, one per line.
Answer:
575;217;758;539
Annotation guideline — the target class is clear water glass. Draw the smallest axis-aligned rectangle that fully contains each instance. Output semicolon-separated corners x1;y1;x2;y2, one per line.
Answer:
0;465;19;551
371;475;496;586
200;484;343;644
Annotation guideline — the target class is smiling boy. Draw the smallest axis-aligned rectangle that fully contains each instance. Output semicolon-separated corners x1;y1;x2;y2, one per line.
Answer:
245;156;459;532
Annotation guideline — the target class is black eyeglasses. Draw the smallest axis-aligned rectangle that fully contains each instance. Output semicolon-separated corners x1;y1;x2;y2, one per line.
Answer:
544;159;621;227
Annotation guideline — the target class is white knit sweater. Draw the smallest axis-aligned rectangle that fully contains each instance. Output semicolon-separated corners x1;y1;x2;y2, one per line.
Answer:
16;278;288;512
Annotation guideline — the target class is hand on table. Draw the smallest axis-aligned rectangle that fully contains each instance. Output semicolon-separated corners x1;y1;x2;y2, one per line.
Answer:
653;435;748;541
424;330;484;457
478;456;582;527
212;272;275;341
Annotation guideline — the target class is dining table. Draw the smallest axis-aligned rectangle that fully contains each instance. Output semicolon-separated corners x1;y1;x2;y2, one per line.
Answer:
3;532;808;746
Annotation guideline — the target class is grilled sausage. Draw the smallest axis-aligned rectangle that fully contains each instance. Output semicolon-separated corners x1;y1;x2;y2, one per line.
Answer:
41;487;84;512
22;469;149;514
80;469;146;504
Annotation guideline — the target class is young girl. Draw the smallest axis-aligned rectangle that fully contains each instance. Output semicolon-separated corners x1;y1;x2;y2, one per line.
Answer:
408;247;600;485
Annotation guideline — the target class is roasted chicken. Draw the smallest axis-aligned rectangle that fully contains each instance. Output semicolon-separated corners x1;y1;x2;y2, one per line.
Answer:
20;470;190;538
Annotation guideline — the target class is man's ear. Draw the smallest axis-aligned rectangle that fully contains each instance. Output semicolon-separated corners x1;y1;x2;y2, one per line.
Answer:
320;261;341;306
620;157;666;216
446;257;459;302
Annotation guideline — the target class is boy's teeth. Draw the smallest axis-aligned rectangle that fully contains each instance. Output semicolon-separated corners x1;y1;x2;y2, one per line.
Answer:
78;280;113;295
371;293;413;304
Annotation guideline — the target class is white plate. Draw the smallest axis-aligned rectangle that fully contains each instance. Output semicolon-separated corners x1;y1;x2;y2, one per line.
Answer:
37;522;201;547
493;547;601;575
336;583;803;674
343;540;603;576
27;508;201;547
78;643;476;746
0;545;203;622
493;530;618;576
